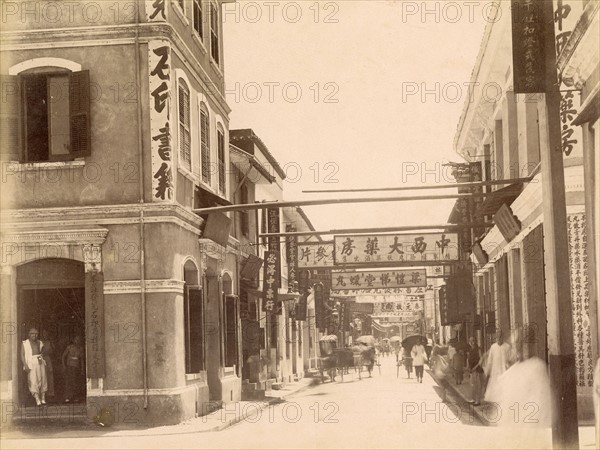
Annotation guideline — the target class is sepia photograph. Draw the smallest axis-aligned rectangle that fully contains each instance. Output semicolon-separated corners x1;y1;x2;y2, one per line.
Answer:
0;0;598;448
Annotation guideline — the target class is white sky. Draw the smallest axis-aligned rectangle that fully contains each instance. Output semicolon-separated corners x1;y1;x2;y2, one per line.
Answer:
223;1;489;232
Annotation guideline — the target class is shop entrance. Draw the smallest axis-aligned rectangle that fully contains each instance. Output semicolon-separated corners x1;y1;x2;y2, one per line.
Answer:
17;259;86;406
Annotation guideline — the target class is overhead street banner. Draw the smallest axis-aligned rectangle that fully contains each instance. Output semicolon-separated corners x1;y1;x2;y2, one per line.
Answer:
297;242;335;268
331;268;426;291
334;233;458;265
373;300;423;316
331;283;432;297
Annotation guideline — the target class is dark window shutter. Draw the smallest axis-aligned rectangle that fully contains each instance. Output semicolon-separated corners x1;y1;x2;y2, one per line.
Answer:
69;70;91;157
0;75;22;161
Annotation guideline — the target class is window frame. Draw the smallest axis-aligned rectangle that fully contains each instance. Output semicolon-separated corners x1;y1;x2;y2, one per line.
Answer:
193;0;203;41
184;284;205;374
199;102;211;185
0;69;91;164
210;2;220;65
217;126;226;195
178;78;192;172
223;294;239;369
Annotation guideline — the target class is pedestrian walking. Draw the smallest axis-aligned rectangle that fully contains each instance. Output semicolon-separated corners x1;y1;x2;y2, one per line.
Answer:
467;337;484;406
483;331;511;403
402;347;413;378
411;338;428;383
21;328;48;406
452;348;465;385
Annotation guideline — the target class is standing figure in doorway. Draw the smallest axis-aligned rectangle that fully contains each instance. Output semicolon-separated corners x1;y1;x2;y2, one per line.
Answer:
40;329;55;401
21;328;47;406
62;335;84;403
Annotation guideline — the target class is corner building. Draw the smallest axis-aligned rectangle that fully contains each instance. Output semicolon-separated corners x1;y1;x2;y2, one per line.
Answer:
0;0;239;425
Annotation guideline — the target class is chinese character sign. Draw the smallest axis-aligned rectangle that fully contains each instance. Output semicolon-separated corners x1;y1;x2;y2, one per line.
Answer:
85;270;105;378
285;224;298;288
262;251;280;313
553;0;583;158
331;285;434;298
510;0;554;93
266;208;281;286
333;234;458;265
146;0;167;21
331;268;426;291
297;242;335;268
149;40;174;202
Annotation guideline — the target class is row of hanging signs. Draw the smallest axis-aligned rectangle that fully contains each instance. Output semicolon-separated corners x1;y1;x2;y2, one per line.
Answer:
297;233;459;268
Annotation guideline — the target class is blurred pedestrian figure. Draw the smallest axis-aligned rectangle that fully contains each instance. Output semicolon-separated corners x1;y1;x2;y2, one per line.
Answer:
453;348;465;385
411;338;428;383
40;329;55;400
62;335;84;403
21;328;47;406
467;337;484;405
402;347;413;379
483;331;511;403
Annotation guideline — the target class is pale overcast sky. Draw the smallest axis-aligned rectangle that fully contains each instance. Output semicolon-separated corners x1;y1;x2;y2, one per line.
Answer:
223;1;489;232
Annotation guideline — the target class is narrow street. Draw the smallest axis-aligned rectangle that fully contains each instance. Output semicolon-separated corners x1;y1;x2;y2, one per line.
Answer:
3;356;595;449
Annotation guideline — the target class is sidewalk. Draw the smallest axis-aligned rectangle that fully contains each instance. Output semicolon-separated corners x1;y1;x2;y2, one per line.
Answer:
2;378;316;439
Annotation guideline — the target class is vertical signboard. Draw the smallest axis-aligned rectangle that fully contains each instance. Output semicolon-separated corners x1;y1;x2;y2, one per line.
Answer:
148;40;174;201
285;224;298;288
511;0;551;93
85;270;105;378
314;282;325;331
262;251;279;313
553;0;583;159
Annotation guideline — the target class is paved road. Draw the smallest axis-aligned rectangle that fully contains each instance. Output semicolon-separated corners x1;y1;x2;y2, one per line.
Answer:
1;355;595;449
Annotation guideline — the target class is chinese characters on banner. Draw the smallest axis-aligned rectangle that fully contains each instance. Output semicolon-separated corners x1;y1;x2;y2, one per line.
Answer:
148;40;174;201
285;224;298;288
297;242;335;268
554;0;583;158
85;270;105;378
333;233;458;265
331;285;434;297
510;0;550;93
266;208;281;313
372;300;423;316
145;0;167;21
331;268;426;291
262;251;280;313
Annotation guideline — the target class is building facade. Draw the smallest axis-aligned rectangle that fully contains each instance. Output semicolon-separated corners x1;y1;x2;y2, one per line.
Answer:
1;0;239;425
452;0;598;421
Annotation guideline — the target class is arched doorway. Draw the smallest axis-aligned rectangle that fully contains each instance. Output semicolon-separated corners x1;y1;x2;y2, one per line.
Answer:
17;258;86;406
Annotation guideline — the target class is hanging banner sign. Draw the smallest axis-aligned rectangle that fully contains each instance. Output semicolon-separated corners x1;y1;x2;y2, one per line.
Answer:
285;224;298;288
331;268;426;291
297;242;335;268
334;233;459;265
262;251;279;313
373;316;416;324
372;300;423;316
331;285;434;297
85;270;105;378
510;0;554;93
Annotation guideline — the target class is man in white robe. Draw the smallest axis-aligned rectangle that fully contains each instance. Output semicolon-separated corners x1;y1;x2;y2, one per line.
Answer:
21;328;47;406
483;331;511;403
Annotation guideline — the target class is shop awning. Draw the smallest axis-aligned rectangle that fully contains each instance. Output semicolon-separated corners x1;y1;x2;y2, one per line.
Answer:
475;182;523;217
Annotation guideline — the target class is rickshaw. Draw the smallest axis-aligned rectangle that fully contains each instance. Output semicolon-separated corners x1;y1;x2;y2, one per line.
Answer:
318;335;338;382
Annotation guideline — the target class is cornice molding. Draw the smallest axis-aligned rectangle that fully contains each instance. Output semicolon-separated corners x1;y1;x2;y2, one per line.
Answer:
0;228;108;245
104;279;186;295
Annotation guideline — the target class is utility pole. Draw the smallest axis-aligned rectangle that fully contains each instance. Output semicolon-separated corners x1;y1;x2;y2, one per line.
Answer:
535;1;579;448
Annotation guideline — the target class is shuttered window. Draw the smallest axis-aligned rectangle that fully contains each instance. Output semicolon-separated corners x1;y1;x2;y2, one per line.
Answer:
0;70;91;162
217;128;225;194
193;0;203;40
200;107;210;184
178;80;191;171
210;4;220;64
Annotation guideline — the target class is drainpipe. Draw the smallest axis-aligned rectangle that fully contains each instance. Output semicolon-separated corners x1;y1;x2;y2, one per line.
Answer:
134;0;149;410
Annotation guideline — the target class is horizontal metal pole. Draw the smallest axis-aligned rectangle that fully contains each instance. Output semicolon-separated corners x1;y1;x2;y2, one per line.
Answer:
193;191;505;215
302;177;533;194
259;222;493;238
